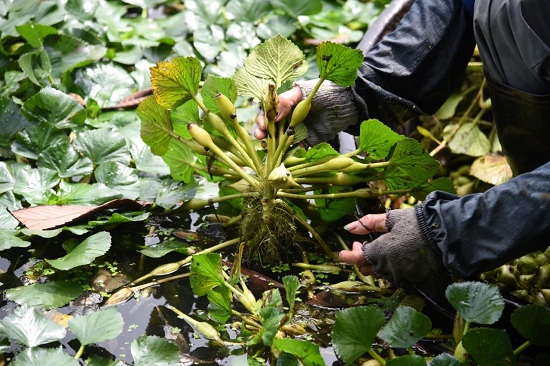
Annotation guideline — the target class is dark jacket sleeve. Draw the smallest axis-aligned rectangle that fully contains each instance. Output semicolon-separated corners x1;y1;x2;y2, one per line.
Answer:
416;161;550;278
354;0;476;129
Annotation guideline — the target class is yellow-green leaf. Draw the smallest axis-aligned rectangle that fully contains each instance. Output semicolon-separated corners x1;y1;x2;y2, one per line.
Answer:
150;56;202;109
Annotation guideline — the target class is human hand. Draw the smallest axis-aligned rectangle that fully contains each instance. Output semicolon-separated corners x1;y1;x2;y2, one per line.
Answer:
254;85;303;140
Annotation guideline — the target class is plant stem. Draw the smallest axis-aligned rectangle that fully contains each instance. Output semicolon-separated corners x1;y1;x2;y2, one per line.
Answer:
513;340;531;356
73;344;85;360
368;349;386;366
291;209;337;260
278;187;409;200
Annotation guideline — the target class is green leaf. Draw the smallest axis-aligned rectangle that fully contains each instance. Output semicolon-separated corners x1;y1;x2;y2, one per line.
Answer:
201;75;237;115
73;64;136;108
139;241;189;258
270;0;322;17
87;212;150;228
190;253;225;296
272;338;324;366
428;353;462;366
462;328;515;366
410;178;456;201
12;121;67;161
137;96;173;156
69;307;124;345
131;335;181;366
150;56;202;109
161;139;195;183
38;140;94;179
52;182;122;205
379;306;432;349
233;66;271;101
0;96;31;146
359;119;405;159
45;231;111;270
242;35;307;88
332;306;386;365
16;23;58;47
171;99;200;137
21;86;86;129
73;127;131;166
304;142;339;161
315;185;355;222
444;122;491;157
445;281;504;324
94;162;140;199
0;304;66;347
206;286;233;323
260;306;285;346
283;275;300;315
510;304;550;347
226;0;273;22
5;281;82;308
0;162;15;194
316;41;363;87
154;179;198;209
435;93;464;120
12;347;78;366
18;48;52;86
384;138;441;190
0;230;31;251
13;165;59;205
386;355;427;366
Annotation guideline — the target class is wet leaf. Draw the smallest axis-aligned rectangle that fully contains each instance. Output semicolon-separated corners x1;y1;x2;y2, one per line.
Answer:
445;282;504;324
137;96;173;156
11;347;78;366
510;304;550;347
272;338;324;366
131;335;180;366
6;281;82;309
283;276;300;315
470;153;512;186
10;198;147;230
73;127;131;166
69;307;124;345
259;306;285;346
428;353;462;366
38;140;94;179
462;328;515;366
0;304;66;347
46;231;111;270
316;41;363;87
379;306;432;349
0;95;31;146
12;165;59;206
190;253;225;296
242;35;307;88
359;119;404;160
150;56;202;109
332;306;385;365
0;230;31;251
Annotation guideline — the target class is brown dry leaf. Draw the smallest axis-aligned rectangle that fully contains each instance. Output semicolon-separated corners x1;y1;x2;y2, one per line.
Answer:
470;153;512;185
10;199;150;230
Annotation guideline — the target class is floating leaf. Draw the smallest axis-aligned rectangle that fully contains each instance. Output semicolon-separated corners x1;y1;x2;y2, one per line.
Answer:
38;140;94;179
316;41;363;87
190;253;225;296
510;304;550;347
379;306;431;349
73;127;131;166
272;338;324;366
470;153;512;186
69;307;124;345
6;281;82;308
359;119;404;159
242;35;307;88
46;231;111;270
0;230;31;251
131;335;181;366
332;306;385;365
150;56;202;109
0;305;66;347
11;347;78;366
462;328;515;366
445;282;504;324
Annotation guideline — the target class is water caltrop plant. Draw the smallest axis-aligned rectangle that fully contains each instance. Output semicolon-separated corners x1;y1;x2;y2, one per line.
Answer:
137;35;453;263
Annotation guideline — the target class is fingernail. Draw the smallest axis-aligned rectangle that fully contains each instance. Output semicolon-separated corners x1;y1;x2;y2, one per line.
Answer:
344;224;352;231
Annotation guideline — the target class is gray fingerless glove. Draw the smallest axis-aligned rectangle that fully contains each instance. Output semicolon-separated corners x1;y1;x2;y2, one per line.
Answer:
362;209;445;284
295;80;368;146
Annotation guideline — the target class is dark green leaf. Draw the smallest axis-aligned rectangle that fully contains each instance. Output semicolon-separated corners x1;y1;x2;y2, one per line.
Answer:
73;127;131;165
260;306;285;346
359;119;404;159
304;142;339;161
379;306;432;349
445;281;504;324
316;41;363;87
270;0;322;17
52;182;122;205
69;307;124;345
12;165;59;205
18;49;52;86
0;304;66;347
283;276;300;314
0;96;31;147
38;140;94;179
510;304;550;347
462;328;515;366
410;178;456;201
272;338;324;366
45;231;111;270
131;335;180;366
12;121;67;161
190;253;225;296
0;162;15;195
6;281;82;308
21;86;86;128
332;306;385;365
16;23;57;48
428;353;462;366
315;185;355;222
0;230;31;251
12;347;78;366
154;179;198;209
137;96;173;156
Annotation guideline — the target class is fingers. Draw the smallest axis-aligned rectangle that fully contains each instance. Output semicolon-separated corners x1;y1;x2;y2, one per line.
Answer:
254;86;303;140
254;112;267;140
344;213;387;235
339;241;367;266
